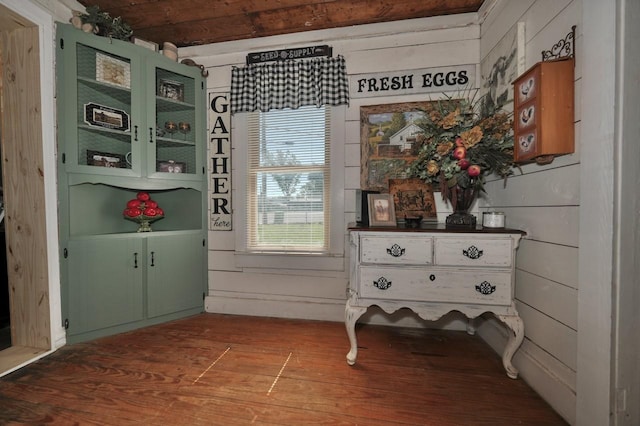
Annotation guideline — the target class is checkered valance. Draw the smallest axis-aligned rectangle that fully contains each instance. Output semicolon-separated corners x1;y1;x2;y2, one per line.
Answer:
230;55;349;114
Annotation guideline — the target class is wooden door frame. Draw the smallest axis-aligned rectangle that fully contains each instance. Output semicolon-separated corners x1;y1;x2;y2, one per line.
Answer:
0;0;63;376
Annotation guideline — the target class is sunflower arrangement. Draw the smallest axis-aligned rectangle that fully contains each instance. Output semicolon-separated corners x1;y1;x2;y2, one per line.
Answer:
406;94;516;201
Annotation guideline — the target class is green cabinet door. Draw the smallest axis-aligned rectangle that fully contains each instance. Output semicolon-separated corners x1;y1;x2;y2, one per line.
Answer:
67;237;144;336
146;232;204;318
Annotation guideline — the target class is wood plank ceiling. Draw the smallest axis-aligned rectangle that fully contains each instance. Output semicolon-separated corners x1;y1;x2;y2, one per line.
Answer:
75;0;485;47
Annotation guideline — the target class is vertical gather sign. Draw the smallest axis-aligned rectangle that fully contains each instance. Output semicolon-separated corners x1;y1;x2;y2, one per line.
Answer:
209;93;232;230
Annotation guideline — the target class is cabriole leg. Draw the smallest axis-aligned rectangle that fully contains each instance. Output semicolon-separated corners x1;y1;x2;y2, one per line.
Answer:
497;314;525;379
345;303;368;365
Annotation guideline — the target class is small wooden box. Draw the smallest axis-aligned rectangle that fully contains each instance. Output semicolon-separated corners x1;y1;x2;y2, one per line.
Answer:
513;59;575;163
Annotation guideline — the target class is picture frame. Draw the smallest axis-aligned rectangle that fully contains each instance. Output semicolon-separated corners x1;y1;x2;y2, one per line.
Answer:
360;101;439;192
131;36;159;52
157;160;186;173
479;21;525;117
389;178;437;222
95;53;131;88
86;150;126;168
84;102;130;132
158;79;185;102
368;193;397;227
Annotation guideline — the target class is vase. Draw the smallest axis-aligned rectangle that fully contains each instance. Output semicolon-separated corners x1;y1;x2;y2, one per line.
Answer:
124;215;164;232
444;184;478;227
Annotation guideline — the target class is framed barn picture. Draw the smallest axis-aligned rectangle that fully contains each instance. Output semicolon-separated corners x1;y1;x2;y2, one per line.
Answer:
360;101;435;192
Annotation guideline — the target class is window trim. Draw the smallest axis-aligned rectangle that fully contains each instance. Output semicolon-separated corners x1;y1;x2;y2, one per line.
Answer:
233;105;345;269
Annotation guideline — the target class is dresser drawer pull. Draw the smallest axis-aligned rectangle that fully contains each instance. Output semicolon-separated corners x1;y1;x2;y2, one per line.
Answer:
463;245;484;259
373;277;392;290
386;244;405;257
429;274;436;281
475;281;496;295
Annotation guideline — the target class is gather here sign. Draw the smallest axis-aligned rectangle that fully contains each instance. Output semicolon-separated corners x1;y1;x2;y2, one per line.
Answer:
209;92;232;231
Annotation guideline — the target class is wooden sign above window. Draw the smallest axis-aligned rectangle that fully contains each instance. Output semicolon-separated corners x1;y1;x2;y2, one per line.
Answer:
246;45;332;64
350;64;476;99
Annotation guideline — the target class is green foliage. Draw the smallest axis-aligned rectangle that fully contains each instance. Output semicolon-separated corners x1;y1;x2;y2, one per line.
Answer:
81;6;133;40
389;112;407;134
406;94;516;192
264;150;301;197
257;223;324;246
298;172;324;199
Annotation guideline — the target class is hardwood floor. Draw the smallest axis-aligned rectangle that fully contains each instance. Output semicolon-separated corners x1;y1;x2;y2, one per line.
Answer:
0;313;567;425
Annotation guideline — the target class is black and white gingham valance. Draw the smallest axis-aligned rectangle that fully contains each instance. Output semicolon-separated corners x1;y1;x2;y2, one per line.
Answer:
230;55;349;114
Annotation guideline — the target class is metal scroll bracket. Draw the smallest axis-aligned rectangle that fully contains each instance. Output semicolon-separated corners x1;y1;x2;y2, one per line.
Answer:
541;25;576;63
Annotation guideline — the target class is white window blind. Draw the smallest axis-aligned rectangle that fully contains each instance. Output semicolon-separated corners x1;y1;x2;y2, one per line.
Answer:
246;105;331;252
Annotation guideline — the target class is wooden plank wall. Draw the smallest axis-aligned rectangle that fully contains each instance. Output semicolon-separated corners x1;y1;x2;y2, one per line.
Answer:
185;4;580;424
477;1;580;424
0;25;51;350
191;14;478;328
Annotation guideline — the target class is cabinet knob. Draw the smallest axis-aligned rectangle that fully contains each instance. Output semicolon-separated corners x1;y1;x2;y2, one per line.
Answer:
373;277;392;290
150;251;155;267
463;245;483;259
134;125;139;141
475;281;496;295
134;252;138;269
149;127;154;143
429;274;436;281
386;243;405;257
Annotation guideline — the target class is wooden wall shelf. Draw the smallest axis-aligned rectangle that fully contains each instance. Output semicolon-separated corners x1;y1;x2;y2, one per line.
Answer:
513;59;575;164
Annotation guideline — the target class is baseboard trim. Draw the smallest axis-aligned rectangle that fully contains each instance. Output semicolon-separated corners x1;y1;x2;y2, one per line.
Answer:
477;317;576;425
205;295;345;322
205;295;471;329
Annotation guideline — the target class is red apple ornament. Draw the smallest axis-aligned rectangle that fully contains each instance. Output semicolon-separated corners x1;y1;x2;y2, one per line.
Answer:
123;192;164;232
453;146;466;160
467;165;481;177
127;199;142;209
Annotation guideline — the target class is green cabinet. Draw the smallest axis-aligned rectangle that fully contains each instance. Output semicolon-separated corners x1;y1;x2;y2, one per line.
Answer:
67;237;144;336
56;24;207;343
147;233;204;318
57;25;204;185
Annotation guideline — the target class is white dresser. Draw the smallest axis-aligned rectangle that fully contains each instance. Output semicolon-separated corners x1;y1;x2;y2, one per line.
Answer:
346;225;526;379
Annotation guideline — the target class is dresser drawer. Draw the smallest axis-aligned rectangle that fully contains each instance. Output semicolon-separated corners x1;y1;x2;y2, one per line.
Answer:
359;266;511;306
360;235;432;265
434;237;512;267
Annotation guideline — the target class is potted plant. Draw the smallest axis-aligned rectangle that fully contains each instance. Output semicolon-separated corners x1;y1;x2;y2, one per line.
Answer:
406;93;516;226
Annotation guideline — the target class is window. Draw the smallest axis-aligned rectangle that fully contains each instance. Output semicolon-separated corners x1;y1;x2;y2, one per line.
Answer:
245;105;332;253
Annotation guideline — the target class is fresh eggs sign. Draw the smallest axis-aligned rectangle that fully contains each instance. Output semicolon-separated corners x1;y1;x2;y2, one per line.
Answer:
350;64;476;98
209;93;232;230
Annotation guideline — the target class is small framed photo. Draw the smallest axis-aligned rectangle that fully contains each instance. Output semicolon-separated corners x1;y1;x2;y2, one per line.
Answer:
368;193;397;227
86;150;126;168
158;79;184;102
131;36;159;52
389;178;437;223
84;102;130;132
157;160;186;173
96;53;130;88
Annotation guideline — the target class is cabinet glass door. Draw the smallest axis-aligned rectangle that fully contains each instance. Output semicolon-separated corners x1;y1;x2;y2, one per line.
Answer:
71;41;141;176
149;61;202;178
